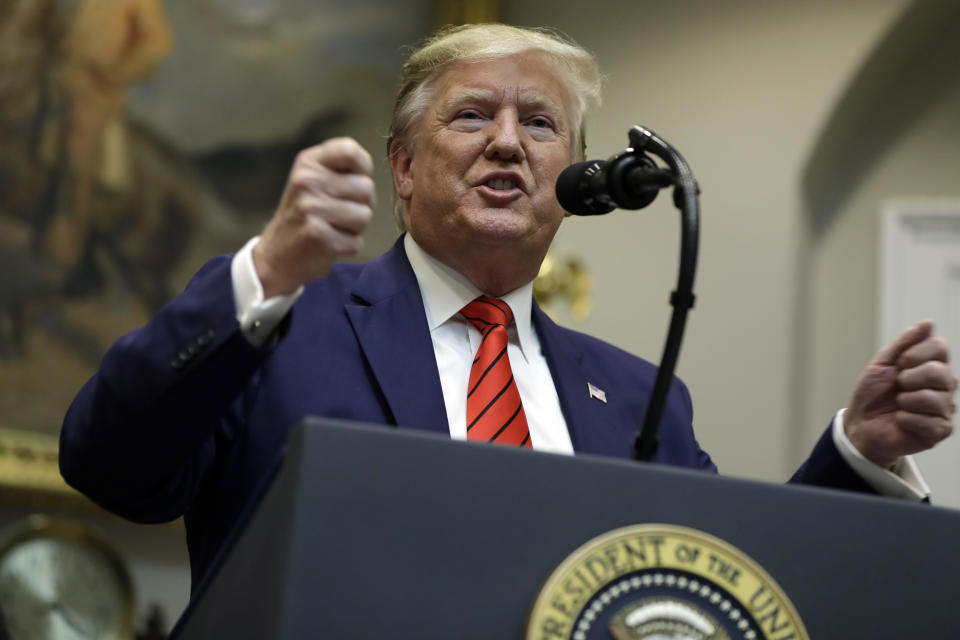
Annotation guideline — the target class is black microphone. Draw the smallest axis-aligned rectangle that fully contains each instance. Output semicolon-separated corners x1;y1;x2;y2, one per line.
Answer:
553;125;700;462
555;155;675;215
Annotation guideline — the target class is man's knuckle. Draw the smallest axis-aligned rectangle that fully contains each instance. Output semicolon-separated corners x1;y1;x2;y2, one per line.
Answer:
942;421;955;438
931;360;951;376
357;205;374;225
327;136;358;157
303;215;332;240
291;194;307;214
289;168;317;191
930;422;952;445
330;233;360;257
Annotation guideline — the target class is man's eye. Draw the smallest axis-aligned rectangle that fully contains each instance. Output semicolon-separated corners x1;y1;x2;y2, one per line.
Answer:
457;111;484;120
527;117;553;129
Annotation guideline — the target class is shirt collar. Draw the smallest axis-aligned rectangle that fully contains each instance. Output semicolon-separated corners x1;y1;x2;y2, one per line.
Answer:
403;233;535;359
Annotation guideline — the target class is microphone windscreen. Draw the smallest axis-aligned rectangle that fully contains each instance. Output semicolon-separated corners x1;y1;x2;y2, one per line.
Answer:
555;161;614;215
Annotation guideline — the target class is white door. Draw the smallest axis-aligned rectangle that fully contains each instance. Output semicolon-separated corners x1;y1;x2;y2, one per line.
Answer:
881;199;960;508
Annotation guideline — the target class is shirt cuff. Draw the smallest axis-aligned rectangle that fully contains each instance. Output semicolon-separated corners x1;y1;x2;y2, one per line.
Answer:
231;236;303;347
832;408;930;502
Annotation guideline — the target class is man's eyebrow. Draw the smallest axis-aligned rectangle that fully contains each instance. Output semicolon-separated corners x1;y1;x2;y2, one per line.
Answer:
519;92;564;118
441;88;498;111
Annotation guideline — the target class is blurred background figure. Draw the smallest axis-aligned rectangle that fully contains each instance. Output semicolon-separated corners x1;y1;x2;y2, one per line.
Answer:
44;0;172;275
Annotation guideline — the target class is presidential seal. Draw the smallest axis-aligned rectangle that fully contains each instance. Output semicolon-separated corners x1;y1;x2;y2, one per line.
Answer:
526;525;808;640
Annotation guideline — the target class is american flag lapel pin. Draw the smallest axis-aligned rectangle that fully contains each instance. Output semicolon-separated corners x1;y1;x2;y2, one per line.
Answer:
587;382;607;403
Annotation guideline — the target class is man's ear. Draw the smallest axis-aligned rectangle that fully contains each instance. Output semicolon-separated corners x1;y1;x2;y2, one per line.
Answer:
389;138;414;200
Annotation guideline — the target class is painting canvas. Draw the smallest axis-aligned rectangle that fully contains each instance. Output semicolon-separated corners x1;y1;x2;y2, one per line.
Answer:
0;0;433;438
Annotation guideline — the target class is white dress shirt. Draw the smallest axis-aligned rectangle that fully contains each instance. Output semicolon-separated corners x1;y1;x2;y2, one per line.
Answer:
402;234;573;454
229;235;929;500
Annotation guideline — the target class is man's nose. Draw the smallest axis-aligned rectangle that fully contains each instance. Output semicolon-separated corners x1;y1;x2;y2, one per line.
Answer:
484;114;526;163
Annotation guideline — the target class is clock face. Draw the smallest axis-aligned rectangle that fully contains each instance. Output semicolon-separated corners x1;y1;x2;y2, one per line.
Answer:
0;517;134;640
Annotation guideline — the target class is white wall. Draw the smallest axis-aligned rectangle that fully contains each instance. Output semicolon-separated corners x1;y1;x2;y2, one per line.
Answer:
507;0;911;479
806;70;960;459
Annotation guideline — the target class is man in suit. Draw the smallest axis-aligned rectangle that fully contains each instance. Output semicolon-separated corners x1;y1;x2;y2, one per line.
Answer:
60;24;956;591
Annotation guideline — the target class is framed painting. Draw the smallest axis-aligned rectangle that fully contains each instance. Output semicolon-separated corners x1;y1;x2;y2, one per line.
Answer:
0;0;470;493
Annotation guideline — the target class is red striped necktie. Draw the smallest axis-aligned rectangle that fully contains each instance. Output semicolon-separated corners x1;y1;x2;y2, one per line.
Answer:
460;296;532;447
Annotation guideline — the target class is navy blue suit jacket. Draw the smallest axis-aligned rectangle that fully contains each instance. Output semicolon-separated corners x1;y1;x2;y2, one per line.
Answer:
60;238;870;589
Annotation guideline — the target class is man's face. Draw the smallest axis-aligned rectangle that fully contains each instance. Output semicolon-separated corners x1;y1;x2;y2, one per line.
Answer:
391;52;576;293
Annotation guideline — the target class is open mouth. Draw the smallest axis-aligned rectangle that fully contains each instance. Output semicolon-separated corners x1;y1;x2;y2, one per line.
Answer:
485;177;519;191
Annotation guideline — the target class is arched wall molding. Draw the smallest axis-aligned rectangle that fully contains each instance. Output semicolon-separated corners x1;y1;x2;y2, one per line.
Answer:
789;0;960;468
801;0;960;235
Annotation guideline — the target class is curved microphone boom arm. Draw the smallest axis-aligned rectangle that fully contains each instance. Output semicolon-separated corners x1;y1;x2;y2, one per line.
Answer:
554;125;700;462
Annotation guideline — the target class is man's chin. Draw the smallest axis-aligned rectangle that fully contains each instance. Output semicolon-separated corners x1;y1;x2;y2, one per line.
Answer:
462;207;540;236
465;220;538;247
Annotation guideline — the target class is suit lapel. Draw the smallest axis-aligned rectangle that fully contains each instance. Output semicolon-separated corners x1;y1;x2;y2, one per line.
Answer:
342;243;638;454
533;305;636;459
344;239;449;436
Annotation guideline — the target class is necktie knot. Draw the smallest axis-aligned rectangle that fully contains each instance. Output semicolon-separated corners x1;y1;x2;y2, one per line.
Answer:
461;296;514;332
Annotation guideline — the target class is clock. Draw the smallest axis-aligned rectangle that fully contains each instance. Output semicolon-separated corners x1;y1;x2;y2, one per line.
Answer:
0;515;135;640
